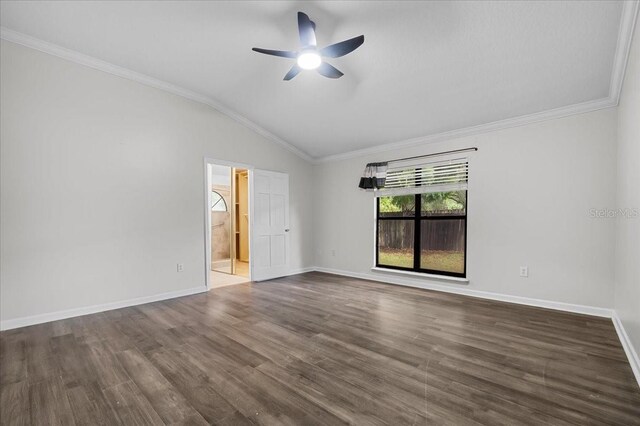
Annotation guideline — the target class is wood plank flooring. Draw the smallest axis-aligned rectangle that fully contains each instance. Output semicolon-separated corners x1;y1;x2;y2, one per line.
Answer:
1;272;639;425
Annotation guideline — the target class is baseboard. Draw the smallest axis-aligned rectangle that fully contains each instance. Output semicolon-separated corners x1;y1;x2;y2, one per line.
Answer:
2;267;636;388
312;266;640;387
0;267;320;331
612;312;640;388
286;267;316;276
0;285;207;331
313;267;613;318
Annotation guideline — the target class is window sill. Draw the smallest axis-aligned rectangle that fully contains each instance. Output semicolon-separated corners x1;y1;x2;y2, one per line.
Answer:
371;267;469;284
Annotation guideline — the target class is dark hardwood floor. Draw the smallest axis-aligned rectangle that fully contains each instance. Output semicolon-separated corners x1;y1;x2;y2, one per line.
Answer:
1;272;639;425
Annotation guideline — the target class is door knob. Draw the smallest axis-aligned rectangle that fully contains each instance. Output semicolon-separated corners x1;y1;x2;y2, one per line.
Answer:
285;229;290;232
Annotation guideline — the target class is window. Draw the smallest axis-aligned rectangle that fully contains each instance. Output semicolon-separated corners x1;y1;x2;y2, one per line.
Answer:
375;159;468;278
377;192;467;277
211;191;228;212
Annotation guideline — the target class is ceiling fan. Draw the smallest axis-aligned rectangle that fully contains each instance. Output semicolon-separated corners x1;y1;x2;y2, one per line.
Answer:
252;12;364;80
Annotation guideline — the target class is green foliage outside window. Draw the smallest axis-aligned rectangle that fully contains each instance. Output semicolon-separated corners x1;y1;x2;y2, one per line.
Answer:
379;191;465;215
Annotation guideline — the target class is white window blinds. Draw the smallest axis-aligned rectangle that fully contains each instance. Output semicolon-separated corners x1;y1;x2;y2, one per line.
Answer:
380;158;468;195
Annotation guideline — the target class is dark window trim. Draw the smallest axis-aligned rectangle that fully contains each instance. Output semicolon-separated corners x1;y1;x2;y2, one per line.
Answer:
211;190;228;212
376;191;467;278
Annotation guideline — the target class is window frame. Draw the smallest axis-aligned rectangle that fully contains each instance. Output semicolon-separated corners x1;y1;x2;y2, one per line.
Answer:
211;190;228;212
375;191;468;278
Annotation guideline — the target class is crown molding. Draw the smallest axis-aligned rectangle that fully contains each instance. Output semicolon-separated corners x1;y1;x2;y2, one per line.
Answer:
314;0;639;164
610;1;640;104
0;27;315;163
315;96;617;163
3;0;638;166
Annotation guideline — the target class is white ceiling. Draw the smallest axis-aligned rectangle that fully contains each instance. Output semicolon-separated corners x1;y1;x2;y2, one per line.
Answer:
0;1;632;160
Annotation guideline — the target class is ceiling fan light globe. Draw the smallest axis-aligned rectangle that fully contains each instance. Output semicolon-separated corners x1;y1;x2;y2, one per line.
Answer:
297;51;321;70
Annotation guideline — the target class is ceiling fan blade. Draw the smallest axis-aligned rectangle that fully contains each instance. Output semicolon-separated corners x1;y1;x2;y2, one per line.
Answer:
284;64;303;81
298;12;317;47
252;48;297;58
317;62;343;79
320;35;365;58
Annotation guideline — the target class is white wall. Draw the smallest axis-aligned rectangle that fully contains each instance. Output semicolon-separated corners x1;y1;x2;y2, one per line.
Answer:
313;108;618;310
615;15;640;361
0;37;629;330
0;40;314;325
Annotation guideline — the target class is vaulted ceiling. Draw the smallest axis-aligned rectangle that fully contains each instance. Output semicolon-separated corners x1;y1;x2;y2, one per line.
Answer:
1;1;635;161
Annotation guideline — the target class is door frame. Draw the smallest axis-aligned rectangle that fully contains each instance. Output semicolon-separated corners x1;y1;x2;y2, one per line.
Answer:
203;157;254;290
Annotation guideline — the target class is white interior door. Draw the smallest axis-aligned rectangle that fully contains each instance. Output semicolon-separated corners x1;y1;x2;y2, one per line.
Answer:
251;170;290;281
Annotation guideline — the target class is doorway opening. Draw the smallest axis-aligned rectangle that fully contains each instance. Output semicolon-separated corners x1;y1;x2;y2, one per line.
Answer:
207;162;251;288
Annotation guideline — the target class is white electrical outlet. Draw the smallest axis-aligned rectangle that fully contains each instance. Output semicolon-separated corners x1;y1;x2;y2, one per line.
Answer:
519;266;528;277
331;249;336;257
177;263;184;272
